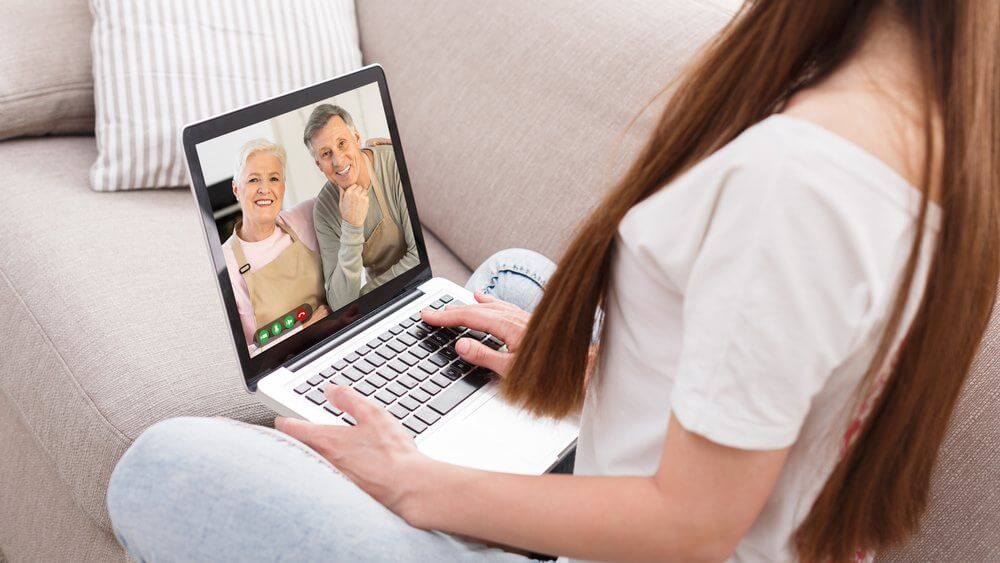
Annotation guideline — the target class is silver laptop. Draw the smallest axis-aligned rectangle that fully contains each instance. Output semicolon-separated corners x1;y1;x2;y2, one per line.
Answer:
182;65;578;474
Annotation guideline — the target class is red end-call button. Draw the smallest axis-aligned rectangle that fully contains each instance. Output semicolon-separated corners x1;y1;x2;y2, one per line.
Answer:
295;308;308;321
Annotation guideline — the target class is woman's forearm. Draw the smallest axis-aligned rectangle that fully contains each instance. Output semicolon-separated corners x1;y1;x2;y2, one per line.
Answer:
402;461;724;562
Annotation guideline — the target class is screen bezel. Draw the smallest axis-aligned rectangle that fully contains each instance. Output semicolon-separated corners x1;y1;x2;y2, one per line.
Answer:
182;64;432;387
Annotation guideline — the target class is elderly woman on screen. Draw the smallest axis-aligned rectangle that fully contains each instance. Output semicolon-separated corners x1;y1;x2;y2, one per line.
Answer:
221;138;328;350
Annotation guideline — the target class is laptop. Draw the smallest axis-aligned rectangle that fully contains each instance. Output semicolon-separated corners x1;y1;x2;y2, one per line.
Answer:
182;64;578;474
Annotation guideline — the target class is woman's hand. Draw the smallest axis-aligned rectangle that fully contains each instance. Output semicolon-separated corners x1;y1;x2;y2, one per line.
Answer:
274;384;440;525
420;292;530;377
339;184;370;227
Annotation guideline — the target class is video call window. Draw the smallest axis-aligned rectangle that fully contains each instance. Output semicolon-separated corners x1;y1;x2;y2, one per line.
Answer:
195;83;419;357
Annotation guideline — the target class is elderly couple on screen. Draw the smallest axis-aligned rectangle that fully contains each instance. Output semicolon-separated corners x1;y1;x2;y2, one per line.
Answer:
221;105;418;351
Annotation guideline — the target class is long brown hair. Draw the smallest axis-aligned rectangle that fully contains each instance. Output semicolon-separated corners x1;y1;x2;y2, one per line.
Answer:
501;0;999;559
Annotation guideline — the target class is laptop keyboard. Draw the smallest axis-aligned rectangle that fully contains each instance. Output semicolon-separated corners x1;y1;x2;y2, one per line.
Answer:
292;294;505;437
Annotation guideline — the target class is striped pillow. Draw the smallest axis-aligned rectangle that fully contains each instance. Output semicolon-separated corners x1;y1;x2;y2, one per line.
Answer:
89;0;362;191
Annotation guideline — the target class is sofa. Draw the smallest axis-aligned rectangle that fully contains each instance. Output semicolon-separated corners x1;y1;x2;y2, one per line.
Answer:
1;1;997;561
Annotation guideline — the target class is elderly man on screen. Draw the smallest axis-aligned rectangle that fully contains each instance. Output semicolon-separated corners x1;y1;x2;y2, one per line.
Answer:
305;104;419;311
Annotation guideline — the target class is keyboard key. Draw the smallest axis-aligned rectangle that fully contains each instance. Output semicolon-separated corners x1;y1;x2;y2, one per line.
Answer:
333;359;349;370
418;360;439;375
428;353;450;368
355;345;371;356
410;389;432;403
343;367;365;382
319;367;336;378
375;389;396;405
399;352;421;366
342;414;357;426
400;318;415;328
388;404;409;419
398;375;419;389
389;325;404;335
398;396;420;411
354;359;376;374
307;374;324;386
379;331;394;342
403;417;428;434
466;330;488;341
439;347;459;362
332;374;353;387
324;404;343;416
414;406;441;425
443;365;465;380
354;382;376;396
453;360;474;374
305;389;326;405
387;359;409;373
420;381;442;395
294;382;311;394
428;333;450;348
387;340;407;354
376;345;398;360
366;374;389;388
409;346;429;359
409;326;429;339
440;294;453;303
429;299;444;309
428;371;490;415
376;367;398;381
387;382;407;397
408;369;429;381
484;337;504;350
345;352;360;363
365;353;386;367
431;374;452;388
397;333;417;346
367;338;382;349
418;340;438;353
409;313;422;322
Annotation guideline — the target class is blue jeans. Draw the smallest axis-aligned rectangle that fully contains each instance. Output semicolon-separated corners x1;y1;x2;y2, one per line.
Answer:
107;249;557;562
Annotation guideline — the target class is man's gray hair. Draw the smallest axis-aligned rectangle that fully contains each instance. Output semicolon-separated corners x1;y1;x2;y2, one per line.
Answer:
233;138;286;183
303;104;355;155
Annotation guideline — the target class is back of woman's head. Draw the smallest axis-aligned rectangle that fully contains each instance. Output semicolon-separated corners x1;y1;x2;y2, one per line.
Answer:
503;1;1000;559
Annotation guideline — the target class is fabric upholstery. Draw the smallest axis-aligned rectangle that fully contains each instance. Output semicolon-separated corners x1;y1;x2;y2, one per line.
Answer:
356;0;734;269
0;0;95;140
89;0;361;191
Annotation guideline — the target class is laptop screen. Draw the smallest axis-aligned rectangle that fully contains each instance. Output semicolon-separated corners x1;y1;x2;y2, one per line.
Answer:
184;66;431;385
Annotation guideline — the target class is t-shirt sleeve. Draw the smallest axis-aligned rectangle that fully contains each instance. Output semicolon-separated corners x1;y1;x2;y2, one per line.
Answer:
670;156;878;450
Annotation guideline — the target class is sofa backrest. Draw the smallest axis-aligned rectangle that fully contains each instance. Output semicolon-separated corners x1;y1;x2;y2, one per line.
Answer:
356;0;734;269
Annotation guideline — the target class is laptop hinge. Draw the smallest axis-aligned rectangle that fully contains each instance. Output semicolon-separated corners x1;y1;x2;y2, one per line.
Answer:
284;288;426;373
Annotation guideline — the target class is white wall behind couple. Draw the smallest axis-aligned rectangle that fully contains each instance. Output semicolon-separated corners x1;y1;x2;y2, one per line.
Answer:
197;82;391;207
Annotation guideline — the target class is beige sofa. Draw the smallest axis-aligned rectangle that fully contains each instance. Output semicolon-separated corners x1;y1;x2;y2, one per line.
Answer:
1;1;997;561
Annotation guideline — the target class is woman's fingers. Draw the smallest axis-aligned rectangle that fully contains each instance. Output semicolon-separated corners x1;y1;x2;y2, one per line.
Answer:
421;305;508;337
455;337;510;374
274;416;330;450
326;385;382;424
473;291;498;304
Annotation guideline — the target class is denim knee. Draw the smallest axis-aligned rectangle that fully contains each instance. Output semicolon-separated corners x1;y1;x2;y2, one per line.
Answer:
465;248;556;313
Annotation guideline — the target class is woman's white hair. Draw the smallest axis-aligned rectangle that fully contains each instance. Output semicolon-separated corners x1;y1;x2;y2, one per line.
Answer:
233;138;287;184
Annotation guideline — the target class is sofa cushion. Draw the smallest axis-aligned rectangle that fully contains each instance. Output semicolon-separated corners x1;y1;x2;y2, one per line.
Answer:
0;0;94;140
356;0;735;267
0;135;469;530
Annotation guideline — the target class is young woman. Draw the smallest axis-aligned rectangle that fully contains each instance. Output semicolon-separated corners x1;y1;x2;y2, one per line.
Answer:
107;1;998;561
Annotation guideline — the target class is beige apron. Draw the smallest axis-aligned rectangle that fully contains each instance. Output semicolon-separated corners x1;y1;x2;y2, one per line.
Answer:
230;220;326;339
360;153;406;277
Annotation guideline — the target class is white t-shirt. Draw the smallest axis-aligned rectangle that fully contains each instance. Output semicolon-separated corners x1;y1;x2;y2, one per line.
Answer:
572;114;939;562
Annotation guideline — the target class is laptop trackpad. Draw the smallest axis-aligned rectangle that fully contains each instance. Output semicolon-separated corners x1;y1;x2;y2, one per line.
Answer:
418;394;578;475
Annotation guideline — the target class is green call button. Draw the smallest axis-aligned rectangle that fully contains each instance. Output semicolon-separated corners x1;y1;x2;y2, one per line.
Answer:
258;330;270;344
270;322;282;336
283;315;296;329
